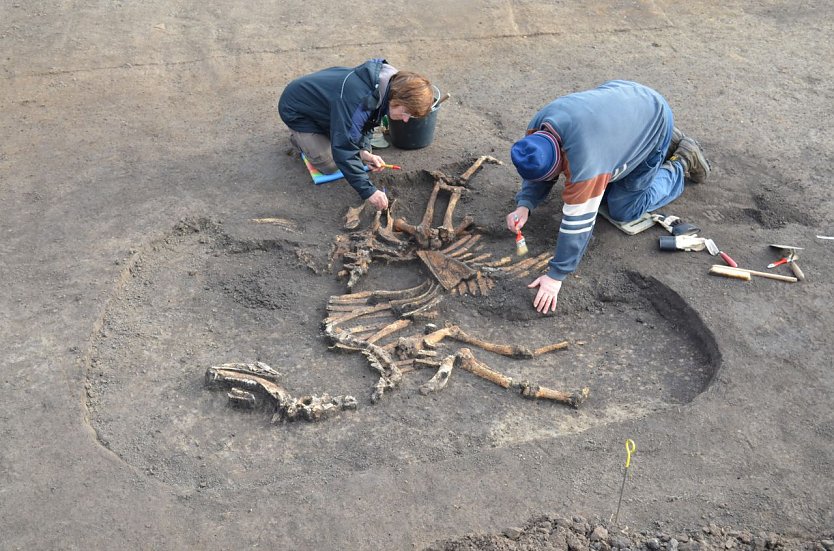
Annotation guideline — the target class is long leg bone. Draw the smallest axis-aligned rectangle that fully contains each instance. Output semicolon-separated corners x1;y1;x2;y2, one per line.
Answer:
458;155;503;184
419;354;456;395
457;349;589;408
404;324;569;359
457;348;513;388
521;383;590;409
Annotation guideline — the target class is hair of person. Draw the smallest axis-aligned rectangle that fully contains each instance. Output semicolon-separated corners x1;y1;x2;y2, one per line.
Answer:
388;71;434;117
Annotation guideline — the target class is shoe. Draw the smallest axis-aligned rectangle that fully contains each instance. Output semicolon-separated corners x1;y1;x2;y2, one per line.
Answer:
670;136;711;184
666;126;685;161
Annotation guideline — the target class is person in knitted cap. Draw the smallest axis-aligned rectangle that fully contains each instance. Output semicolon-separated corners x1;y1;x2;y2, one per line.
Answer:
506;80;710;313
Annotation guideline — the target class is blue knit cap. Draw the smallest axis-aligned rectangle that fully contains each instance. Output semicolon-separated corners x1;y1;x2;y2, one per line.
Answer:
511;131;561;182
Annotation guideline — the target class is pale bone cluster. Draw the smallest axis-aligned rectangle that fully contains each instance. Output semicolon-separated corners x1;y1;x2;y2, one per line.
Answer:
206;156;589;423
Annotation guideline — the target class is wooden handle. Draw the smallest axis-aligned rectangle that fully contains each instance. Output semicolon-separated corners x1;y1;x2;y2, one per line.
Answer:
709;265;751;280
710;265;797;282
789;261;806;281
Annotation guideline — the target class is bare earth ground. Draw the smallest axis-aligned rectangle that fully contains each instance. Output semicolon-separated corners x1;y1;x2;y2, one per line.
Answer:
1;1;833;549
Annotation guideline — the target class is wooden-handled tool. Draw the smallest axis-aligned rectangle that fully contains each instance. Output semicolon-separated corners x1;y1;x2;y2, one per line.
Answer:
769;244;805;281
709;265;797;282
709;265;751;281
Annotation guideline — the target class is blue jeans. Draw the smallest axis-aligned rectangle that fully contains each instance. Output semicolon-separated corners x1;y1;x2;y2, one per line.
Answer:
605;103;686;222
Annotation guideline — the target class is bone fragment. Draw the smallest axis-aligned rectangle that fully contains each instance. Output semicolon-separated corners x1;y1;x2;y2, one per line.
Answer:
322;302;391;326
419;354;457;395
420;182;442;235
207;364;358;421
228;387;258;408
457;348;513;388
367;319;413;344
347;321;390;335
399;295;443;319
452;215;474;238
282;393;358;422
505;252;551;276
416;250;476;290
521;383;589;409
466;278;479;296
476;273;491;296
458;155;502;183
440;234;476;255
481;256;513;268
438;187;463;242
344;203;369;230
330;280;431;302
533;341;570;355
206;367;292;407
515;254;553;278
324;324;402;403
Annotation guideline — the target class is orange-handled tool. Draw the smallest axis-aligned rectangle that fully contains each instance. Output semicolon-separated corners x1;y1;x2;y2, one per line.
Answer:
382;163;402;170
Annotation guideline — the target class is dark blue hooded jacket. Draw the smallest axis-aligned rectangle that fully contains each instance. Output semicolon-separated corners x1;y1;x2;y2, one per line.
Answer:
278;59;390;199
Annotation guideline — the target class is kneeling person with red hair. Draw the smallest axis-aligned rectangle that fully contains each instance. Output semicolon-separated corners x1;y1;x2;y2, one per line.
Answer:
279;59;434;211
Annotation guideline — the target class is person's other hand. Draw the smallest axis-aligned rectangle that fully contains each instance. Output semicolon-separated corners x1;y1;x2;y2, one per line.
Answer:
506;206;530;233
528;274;562;313
360;150;385;173
368;189;389;211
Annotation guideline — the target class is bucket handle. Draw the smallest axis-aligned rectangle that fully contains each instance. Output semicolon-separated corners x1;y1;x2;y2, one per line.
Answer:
430;85;445;112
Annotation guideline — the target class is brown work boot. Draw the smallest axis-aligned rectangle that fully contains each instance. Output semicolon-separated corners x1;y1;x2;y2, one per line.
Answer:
670;136;711;184
665;126;685;161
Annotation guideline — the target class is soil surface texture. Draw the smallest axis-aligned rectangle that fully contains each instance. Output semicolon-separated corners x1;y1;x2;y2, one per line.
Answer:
1;1;832;550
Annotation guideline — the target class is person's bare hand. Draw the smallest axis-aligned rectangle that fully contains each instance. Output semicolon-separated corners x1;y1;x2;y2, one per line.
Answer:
360;150;385;173
506;206;530;233
528;274;562;313
367;189;389;211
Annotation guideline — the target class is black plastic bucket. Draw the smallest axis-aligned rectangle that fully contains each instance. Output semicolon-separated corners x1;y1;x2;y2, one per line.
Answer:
388;86;441;150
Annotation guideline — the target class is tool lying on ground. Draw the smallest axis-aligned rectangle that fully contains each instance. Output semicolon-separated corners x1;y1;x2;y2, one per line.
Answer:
704;238;738;267
658;235;707;252
769;244;805;281
651;213;700;236
709;265;798;283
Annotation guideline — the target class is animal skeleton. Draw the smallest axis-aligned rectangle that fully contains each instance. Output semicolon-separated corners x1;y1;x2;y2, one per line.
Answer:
206;156;589;422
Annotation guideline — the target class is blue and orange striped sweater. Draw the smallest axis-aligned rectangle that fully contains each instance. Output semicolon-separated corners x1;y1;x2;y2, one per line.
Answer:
515;80;668;280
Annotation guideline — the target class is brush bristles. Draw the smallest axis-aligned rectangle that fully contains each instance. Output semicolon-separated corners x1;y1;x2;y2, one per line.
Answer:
516;238;528;257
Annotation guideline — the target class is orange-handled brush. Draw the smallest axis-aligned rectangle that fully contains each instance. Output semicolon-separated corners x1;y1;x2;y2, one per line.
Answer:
513;216;528;256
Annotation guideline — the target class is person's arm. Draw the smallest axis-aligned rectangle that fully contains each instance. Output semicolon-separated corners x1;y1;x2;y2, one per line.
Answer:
546;173;610;280
514;179;556;213
329;101;377;200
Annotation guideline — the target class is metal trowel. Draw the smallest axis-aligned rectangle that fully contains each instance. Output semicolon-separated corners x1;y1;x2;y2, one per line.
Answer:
704;239;738;267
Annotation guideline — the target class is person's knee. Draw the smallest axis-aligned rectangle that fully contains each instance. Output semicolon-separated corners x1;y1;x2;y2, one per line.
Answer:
606;200;647;222
310;157;339;174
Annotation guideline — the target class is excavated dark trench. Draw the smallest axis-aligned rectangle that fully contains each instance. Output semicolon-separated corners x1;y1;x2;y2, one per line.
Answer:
83;165;720;490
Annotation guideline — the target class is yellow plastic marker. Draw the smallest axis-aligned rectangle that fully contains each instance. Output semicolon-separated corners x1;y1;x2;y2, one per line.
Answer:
614;439;636;525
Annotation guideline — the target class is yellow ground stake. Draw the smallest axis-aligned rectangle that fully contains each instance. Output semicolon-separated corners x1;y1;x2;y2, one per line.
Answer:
614;439;636;525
